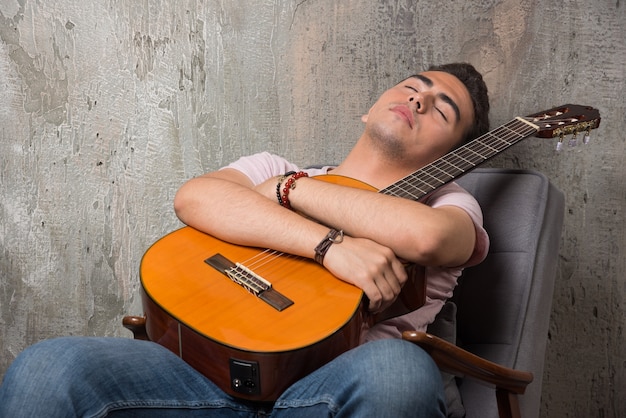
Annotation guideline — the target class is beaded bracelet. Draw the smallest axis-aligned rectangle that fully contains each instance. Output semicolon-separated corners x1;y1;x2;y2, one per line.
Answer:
314;229;344;265
276;171;296;206
278;171;309;210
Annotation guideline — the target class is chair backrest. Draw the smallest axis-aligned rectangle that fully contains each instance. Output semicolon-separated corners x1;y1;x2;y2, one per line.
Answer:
453;168;564;418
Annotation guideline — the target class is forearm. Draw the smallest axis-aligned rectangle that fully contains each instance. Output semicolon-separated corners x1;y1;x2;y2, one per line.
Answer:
287;176;475;266
174;173;330;259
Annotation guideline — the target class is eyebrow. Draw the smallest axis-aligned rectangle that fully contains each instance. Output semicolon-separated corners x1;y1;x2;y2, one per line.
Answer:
412;74;462;123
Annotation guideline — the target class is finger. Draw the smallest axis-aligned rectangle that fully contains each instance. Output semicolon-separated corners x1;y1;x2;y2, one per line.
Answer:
362;283;383;313
391;260;409;286
373;276;398;306
383;268;403;296
368;275;399;313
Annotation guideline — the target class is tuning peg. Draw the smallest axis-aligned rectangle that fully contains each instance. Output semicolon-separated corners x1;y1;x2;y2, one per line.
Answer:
556;133;565;151
583;127;591;144
568;131;578;147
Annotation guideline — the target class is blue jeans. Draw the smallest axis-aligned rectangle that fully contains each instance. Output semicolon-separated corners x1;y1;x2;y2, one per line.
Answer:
0;337;446;417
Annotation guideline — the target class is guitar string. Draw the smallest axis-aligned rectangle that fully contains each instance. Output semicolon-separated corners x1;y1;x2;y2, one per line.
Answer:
247;249;292;269
238;248;300;275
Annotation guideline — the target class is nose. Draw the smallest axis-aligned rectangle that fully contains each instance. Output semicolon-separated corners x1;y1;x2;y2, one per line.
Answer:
409;96;421;110
408;93;432;113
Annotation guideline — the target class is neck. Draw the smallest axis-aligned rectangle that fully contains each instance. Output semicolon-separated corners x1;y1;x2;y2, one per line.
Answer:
332;136;427;189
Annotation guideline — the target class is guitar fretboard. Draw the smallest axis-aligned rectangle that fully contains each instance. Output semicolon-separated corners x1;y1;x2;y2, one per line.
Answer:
379;117;538;200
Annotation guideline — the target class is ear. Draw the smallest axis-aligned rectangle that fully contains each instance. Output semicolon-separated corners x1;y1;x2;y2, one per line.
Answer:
362;101;376;123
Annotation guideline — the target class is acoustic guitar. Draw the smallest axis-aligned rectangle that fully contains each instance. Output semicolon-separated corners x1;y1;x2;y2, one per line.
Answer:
138;104;600;401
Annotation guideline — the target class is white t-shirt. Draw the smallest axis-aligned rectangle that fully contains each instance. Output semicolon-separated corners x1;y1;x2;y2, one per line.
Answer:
224;152;490;341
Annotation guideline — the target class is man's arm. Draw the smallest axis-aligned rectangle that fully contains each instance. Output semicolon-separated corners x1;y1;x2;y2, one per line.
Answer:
174;168;327;259
282;176;477;268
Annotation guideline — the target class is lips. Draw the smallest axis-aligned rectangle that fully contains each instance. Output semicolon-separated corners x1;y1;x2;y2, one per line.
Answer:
391;105;414;128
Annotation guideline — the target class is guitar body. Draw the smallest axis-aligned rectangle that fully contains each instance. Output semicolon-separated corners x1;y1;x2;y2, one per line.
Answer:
140;174;425;401
141;226;367;401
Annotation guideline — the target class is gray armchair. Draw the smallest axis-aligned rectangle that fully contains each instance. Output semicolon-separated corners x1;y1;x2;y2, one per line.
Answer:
404;168;565;418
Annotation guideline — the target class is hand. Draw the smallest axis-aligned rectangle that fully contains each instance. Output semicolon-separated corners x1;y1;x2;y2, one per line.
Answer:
322;235;408;313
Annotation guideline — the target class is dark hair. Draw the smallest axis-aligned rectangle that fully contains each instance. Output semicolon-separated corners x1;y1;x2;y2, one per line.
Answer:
428;63;490;145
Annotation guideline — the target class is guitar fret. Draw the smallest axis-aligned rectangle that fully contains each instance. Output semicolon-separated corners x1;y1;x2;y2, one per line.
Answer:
450;152;478;168
420;170;447;186
473;138;500;154
502;124;528;140
436;158;466;175
461;144;488;160
457;147;486;164
426;163;456;183
481;130;511;150
391;180;429;199
457;149;485;164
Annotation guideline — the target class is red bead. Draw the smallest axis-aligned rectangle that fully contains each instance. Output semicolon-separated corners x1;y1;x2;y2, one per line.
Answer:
279;171;308;209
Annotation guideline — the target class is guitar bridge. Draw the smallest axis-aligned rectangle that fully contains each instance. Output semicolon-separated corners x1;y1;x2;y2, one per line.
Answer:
205;254;294;311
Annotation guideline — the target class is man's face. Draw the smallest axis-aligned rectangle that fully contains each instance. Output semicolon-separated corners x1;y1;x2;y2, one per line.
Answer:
361;71;475;166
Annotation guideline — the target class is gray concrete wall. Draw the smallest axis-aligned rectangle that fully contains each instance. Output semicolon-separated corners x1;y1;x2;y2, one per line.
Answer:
0;1;623;416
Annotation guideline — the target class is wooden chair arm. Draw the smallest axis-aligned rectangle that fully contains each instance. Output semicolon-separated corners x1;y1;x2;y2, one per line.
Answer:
402;331;533;395
122;315;149;341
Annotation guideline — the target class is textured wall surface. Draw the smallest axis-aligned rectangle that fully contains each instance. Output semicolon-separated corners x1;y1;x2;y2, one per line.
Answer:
0;1;624;416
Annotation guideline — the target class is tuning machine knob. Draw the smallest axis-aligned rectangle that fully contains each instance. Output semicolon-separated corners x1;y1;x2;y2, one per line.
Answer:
556;133;565;151
583;127;592;144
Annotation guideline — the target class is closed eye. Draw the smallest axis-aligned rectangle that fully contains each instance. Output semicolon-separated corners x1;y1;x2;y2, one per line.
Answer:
436;107;448;122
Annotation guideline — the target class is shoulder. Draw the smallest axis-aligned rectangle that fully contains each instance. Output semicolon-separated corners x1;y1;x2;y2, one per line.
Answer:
222;153;333;185
424;182;483;225
426;182;489;267
221;152;299;185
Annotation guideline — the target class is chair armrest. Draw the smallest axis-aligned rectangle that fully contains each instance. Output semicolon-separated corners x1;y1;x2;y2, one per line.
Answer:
402;331;533;395
122;315;149;341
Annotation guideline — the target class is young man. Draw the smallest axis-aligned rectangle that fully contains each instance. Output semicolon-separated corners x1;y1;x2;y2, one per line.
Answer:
0;63;490;417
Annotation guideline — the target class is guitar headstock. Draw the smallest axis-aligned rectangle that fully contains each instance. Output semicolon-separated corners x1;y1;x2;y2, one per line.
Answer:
523;104;601;150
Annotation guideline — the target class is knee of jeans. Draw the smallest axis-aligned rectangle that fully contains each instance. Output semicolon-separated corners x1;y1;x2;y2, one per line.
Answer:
6;337;97;383
349;339;445;411
355;339;442;388
0;338;103;414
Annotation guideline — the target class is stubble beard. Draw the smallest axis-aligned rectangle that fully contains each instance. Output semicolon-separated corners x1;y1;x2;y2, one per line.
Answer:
366;123;408;162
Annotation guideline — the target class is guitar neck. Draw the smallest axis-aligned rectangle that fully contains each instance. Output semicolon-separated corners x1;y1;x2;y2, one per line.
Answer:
379;117;539;200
